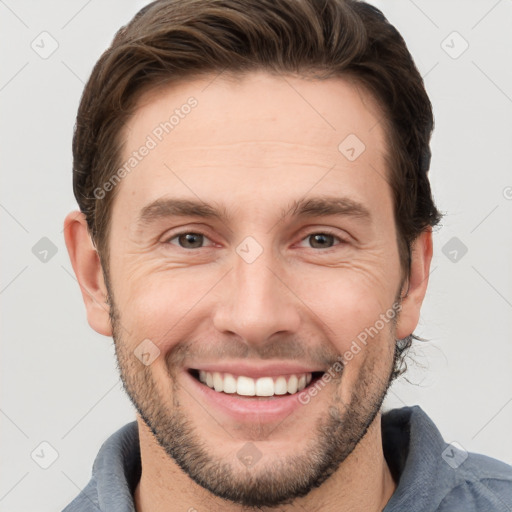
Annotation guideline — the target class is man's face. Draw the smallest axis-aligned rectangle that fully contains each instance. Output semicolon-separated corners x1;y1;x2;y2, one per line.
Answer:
105;71;406;506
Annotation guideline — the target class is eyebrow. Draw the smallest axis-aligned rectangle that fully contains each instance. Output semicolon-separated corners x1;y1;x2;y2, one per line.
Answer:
137;198;228;226
136;195;371;228
284;196;371;221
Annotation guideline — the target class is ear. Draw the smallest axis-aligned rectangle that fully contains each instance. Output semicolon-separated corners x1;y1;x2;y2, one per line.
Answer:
63;211;112;336
395;228;433;339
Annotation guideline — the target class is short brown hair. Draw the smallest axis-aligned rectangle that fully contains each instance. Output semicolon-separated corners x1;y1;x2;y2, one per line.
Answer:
72;0;442;378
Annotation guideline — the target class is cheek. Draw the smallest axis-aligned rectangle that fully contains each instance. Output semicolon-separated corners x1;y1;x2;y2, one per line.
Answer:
292;265;399;393
112;265;218;351
293;266;399;349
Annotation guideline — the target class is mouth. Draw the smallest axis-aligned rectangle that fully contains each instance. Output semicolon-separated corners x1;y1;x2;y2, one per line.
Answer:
188;369;325;399
183;362;334;422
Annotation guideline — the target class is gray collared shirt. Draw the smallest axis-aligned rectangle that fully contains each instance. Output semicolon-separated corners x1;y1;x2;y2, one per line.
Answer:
62;406;512;511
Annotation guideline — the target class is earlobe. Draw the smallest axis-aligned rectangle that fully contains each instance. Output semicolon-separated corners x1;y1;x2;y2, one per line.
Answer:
63;211;113;337
395;228;433;339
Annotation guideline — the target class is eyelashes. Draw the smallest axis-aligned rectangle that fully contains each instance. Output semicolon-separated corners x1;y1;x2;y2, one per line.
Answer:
165;230;348;251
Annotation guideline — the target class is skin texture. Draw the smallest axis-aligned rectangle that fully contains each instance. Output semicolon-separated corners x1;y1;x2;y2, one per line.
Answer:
64;71;433;511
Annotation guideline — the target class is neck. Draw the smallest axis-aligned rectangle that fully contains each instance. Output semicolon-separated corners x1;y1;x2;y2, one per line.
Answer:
134;412;396;512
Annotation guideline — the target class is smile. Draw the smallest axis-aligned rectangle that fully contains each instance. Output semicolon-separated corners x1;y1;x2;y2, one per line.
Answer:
184;364;329;421
190;369;323;397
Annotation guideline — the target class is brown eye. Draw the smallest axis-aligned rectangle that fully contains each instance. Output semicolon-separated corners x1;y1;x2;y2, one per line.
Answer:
307;233;336;249
169;232;205;249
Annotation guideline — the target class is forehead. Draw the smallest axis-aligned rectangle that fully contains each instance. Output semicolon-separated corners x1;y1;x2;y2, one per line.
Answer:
127;70;387;153
113;71;391;222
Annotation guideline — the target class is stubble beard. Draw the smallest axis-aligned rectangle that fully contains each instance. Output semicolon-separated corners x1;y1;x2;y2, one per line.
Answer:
109;295;397;508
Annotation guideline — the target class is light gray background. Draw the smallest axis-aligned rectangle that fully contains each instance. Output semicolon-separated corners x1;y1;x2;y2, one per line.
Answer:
1;1;511;511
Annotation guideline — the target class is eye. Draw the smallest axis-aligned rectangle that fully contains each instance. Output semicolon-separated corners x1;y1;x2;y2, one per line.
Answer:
166;232;214;249
298;232;346;250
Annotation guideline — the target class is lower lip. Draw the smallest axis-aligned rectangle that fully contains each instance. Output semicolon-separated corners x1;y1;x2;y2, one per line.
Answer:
183;370;308;423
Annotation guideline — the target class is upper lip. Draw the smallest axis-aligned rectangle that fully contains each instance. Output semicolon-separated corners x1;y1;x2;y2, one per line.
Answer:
188;361;325;379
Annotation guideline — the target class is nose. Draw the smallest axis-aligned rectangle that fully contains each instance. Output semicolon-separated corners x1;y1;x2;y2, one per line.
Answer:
212;244;302;346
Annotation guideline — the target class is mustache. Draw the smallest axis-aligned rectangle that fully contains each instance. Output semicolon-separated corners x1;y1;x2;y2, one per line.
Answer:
166;336;343;370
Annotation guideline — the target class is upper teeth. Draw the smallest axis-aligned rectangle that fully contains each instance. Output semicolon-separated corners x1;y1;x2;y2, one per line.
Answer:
198;371;313;396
